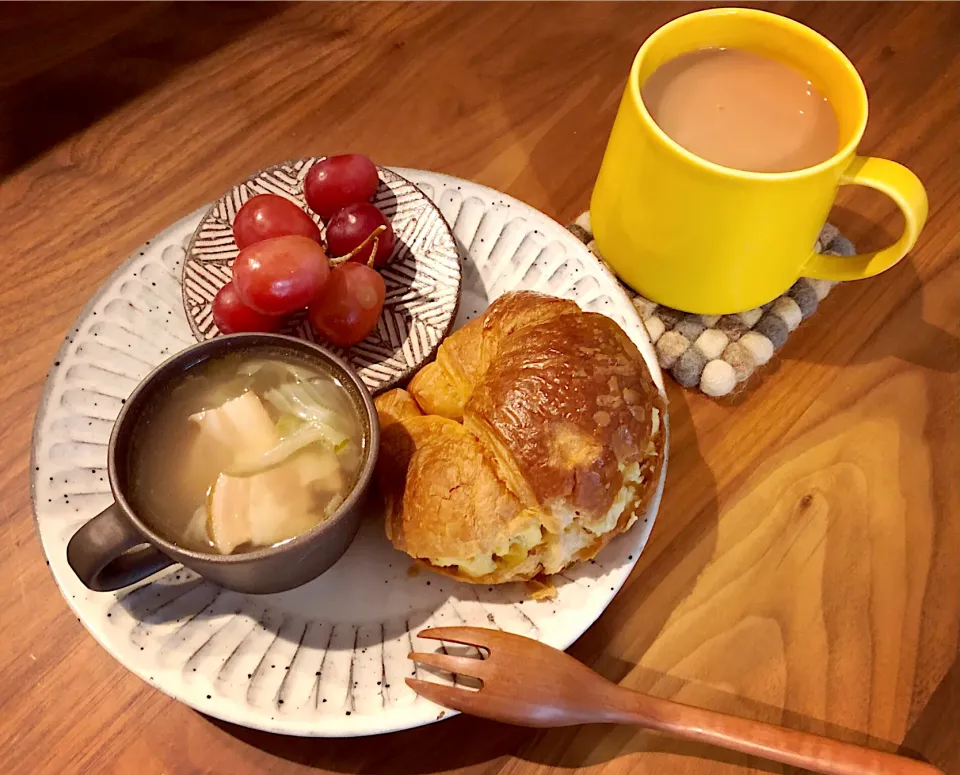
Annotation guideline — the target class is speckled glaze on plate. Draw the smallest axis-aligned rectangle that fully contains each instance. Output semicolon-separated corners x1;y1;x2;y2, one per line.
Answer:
182;159;462;395
31;169;668;737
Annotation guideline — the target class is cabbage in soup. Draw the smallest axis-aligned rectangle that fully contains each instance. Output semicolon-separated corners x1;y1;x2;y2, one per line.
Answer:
129;353;364;554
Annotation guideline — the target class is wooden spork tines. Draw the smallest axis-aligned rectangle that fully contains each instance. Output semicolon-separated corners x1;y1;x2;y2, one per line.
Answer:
408;627;942;775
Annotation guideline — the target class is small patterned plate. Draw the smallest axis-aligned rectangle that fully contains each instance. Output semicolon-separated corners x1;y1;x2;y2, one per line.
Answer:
182;158;462;394
32;169;667;738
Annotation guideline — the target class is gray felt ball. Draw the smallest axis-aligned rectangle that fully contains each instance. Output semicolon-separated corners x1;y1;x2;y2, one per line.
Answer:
819;222;840;246
788;279;819;319
723;341;755;382
754;312;789;350
657;306;684;329
830;234;856;256
566;224;591;245
656;330;689;369
674;315;705;342
672;345;707;387
716;314;748;341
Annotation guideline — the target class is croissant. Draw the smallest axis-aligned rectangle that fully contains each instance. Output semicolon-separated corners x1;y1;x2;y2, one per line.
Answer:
374;291;666;584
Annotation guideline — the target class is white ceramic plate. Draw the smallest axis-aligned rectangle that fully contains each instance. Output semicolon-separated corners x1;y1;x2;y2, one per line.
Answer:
31;169;667;737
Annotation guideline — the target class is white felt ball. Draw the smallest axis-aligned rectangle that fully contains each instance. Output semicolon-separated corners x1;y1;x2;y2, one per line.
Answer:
694;328;729;360
644;315;666;343
700;359;736;397
632;296;659;322
738;307;763;327
771;296;803;331
656;331;689;369
700;314;721;327
740;331;775;366
809;278;837;301
575;211;592;233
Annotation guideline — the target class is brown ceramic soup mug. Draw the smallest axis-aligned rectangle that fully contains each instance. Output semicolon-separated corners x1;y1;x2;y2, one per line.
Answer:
66;333;380;594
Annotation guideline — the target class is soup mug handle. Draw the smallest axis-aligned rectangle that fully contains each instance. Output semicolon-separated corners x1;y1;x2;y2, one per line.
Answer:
67;503;175;591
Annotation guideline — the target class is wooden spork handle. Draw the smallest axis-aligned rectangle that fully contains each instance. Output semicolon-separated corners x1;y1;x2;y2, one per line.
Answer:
602;685;942;775
408;628;941;775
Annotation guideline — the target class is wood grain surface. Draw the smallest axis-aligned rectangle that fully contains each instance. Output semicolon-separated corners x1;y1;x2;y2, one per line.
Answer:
1;3;957;774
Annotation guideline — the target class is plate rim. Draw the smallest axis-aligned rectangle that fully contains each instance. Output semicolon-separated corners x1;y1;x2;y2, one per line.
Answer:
30;171;668;738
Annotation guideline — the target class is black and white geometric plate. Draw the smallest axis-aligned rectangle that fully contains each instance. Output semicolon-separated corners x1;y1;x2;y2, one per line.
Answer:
32;169;667;738
182;159;462;394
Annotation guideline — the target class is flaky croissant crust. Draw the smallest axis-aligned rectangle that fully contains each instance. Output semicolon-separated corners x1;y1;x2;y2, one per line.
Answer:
374;291;666;584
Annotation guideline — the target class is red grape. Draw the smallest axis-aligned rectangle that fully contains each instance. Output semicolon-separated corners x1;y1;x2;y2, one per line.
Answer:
303;155;379;218
308;263;385;347
233;194;321;250
326;203;396;267
212;282;282;334
233;235;330;316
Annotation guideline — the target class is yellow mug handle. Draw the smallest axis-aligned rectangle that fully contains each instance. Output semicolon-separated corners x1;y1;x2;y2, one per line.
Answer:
803;156;928;281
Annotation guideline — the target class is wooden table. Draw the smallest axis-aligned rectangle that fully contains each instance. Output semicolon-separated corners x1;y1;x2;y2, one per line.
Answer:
1;3;957;773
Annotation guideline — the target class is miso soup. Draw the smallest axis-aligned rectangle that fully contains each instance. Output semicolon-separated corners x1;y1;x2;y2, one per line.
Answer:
128;352;365;554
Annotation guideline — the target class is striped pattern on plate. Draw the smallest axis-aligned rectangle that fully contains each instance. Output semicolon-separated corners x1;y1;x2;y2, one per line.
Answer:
181;159;461;394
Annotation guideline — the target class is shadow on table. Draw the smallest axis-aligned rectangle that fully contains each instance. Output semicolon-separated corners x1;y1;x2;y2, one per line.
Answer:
209;389;745;773
0;2;283;176
208;665;937;774
900;650;960;774
784;205;959;374
710;203;957;408
564;386;720;683
532;673;940;773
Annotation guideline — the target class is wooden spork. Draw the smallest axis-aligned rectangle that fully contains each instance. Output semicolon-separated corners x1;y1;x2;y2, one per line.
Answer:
408;627;942;775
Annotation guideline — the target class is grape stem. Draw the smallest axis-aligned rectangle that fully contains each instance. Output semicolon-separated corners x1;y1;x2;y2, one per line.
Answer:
328;225;386;267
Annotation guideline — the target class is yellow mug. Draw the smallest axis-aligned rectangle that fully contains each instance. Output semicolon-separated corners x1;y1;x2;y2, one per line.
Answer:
590;8;928;315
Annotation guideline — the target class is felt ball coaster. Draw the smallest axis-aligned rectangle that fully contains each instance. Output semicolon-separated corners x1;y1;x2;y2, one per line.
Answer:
567;213;856;397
